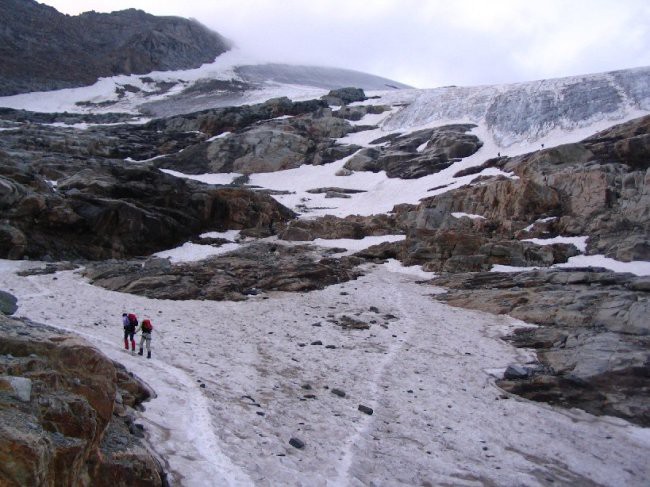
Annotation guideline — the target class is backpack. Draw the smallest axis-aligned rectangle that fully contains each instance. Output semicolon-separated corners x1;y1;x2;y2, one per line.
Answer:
128;313;138;326
142;319;153;333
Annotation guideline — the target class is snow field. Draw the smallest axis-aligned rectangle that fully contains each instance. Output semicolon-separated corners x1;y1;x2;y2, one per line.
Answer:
2;259;649;486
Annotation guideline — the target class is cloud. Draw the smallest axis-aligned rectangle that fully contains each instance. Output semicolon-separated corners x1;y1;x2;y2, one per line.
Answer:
39;0;650;88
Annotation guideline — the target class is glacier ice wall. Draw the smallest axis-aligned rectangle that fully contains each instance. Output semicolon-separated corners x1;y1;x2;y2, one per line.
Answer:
382;66;650;147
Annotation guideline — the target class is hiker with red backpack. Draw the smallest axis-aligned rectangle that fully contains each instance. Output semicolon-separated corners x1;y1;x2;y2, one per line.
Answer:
123;312;138;353
137;318;154;359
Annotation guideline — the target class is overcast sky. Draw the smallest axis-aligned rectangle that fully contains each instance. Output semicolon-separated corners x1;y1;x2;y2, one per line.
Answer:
40;0;650;89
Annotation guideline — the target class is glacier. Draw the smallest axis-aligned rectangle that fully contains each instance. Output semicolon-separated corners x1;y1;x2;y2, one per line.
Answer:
375;66;650;147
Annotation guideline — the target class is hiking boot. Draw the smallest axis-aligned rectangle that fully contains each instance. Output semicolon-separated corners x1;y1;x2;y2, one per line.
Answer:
147;351;151;359
138;349;143;356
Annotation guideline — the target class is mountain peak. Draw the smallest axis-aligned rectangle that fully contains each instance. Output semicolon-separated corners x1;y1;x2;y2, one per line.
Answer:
0;0;231;96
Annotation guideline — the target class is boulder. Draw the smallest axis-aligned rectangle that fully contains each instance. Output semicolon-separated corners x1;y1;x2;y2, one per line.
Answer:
503;365;530;380
0;314;164;485
0;291;17;315
321;87;367;106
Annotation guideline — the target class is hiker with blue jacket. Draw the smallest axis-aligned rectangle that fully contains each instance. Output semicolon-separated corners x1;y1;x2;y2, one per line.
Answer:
123;312;137;353
136;318;154;358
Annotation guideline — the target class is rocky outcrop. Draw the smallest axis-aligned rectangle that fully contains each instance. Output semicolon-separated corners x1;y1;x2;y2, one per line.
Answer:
157;103;360;175
321;87;367;106
396;115;650;271
0;0;230;96
0;314;164;485
344;124;483;179
147;97;328;136
279;214;405;241
0;159;294;260
431;269;650;426
83;242;363;301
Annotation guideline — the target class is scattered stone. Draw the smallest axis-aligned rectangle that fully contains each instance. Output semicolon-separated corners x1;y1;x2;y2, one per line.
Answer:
0;375;32;402
358;404;374;415
325;345;337;349
339;315;370;330
310;340;323;346
0;291;18;315
289;437;305;449
503;364;530;380
331;388;346;398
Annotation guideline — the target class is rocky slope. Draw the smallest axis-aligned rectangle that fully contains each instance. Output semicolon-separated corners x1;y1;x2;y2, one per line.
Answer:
432;269;650;426
0;308;165;486
1;81;649;441
0;105;297;260
0;0;231;96
395;115;650;271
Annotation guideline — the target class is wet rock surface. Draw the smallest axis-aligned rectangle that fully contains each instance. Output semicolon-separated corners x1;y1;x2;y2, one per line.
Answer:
0;314;164;486
432;268;650;426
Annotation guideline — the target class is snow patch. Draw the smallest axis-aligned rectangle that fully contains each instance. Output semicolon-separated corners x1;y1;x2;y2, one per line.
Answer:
154;241;240;263
452;212;486;220
555;255;650;276
312;234;405;255
522;236;589;252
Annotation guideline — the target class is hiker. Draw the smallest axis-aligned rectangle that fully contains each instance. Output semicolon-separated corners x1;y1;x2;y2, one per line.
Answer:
137;318;154;359
123;312;137;353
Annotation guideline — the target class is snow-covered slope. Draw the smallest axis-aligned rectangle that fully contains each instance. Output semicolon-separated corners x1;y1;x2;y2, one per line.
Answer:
0;49;410;117
3;259;650;486
372;66;650;148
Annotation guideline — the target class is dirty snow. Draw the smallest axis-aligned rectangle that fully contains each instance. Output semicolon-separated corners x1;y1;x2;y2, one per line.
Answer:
522;236;589;252
2;258;649;486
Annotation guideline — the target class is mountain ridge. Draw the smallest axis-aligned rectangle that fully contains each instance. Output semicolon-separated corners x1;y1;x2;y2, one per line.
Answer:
0;0;231;96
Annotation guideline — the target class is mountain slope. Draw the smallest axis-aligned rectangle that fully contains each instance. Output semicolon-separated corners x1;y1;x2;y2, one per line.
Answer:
379;66;650;147
0;0;231;96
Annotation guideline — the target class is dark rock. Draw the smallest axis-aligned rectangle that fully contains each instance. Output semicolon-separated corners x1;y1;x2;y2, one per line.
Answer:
358;405;374;415
155;102;357;175
0;0;231;96
289;437;305;449
339;315;370;330
344;125;482;179
0;291;17;315
311;341;323;346
321;87;367;106
503;364;530;380
331;388;346;398
432;268;650;426
0;158;295;260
